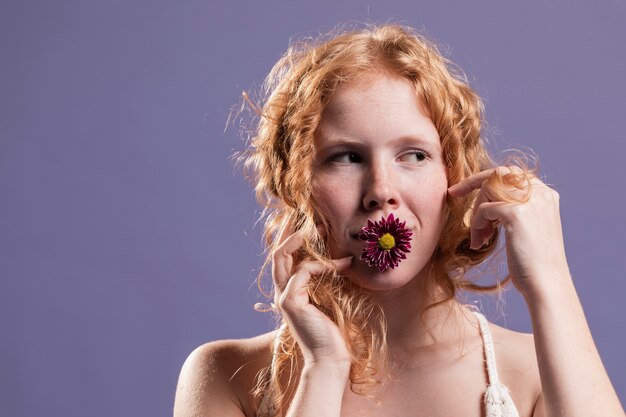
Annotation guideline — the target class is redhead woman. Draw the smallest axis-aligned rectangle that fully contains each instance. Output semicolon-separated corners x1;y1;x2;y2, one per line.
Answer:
173;24;624;417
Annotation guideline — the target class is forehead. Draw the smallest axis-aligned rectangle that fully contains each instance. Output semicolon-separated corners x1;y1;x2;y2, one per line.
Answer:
316;72;440;148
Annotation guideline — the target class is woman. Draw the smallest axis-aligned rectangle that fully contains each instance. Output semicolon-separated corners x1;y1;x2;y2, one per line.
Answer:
174;24;623;417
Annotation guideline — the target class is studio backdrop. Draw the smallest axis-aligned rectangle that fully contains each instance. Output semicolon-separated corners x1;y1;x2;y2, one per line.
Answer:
1;1;624;416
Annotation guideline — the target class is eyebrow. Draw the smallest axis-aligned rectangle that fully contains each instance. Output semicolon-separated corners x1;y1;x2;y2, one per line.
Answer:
321;134;441;150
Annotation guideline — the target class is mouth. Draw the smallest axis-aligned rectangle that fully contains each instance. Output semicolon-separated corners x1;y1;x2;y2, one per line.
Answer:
355;214;414;272
350;228;415;240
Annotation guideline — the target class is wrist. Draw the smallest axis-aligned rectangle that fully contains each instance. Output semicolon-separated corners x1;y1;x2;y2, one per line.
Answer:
520;268;576;306
303;360;351;380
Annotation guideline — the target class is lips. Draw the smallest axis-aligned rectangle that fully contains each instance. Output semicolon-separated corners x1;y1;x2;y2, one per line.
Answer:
349;227;414;238
356;213;414;272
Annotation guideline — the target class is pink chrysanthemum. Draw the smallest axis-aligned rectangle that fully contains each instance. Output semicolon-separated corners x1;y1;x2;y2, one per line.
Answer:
357;213;413;272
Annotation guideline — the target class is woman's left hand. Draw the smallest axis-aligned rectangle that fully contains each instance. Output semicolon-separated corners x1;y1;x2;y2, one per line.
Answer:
447;166;571;299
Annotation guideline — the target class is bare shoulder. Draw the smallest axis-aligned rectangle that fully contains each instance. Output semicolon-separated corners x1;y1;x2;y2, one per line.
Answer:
488;322;542;414
489;322;537;367
174;331;277;417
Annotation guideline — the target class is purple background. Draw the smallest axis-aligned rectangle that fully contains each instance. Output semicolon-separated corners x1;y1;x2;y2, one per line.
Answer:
1;1;624;416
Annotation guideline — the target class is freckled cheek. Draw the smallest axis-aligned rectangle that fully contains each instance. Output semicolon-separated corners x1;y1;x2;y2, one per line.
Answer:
312;176;358;226
402;173;447;194
313;186;353;213
430;180;449;226
313;172;354;198
404;176;448;222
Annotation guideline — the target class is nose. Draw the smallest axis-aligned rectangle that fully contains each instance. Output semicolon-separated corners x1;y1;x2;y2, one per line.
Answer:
362;159;400;211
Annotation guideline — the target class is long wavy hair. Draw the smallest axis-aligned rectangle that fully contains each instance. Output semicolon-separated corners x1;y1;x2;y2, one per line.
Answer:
236;22;536;415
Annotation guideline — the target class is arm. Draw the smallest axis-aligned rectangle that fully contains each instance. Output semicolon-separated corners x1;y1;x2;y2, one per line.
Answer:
525;270;624;417
283;362;350;417
268;231;354;416
173;231;354;417
448;167;624;417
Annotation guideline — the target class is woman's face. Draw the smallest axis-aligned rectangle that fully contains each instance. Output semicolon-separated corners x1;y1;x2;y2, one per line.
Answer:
311;71;448;291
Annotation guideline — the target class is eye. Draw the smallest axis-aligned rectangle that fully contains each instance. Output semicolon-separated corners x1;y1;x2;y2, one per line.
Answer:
398;149;430;163
327;151;363;164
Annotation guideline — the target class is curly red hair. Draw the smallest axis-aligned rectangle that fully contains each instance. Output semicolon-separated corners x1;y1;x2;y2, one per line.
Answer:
236;22;537;414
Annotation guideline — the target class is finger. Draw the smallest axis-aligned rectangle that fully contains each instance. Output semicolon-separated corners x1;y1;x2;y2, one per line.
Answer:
278;257;353;311
281;256;353;299
448;169;495;198
470;201;509;249
448;166;523;197
272;232;304;292
331;256;354;270
469;187;496;249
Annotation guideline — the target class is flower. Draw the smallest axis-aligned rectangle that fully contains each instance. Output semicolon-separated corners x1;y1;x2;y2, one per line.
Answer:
357;213;413;272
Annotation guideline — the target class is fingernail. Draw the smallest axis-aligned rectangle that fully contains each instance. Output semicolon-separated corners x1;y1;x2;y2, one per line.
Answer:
337;256;354;264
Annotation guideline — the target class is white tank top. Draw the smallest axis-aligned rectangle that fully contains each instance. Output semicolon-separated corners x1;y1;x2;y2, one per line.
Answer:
257;310;520;416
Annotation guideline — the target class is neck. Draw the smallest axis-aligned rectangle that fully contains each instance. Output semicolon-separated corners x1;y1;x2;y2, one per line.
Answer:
364;274;475;363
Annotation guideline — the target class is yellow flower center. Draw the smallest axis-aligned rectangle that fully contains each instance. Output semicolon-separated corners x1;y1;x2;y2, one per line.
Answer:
377;233;396;251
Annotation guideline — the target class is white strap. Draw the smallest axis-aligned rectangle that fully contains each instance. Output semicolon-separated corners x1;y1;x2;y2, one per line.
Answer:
473;311;520;417
473;311;500;386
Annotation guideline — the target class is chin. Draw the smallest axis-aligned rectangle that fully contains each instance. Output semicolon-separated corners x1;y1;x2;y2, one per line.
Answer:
342;258;424;291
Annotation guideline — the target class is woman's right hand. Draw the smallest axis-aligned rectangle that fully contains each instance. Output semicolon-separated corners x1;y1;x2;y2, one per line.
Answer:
272;230;353;370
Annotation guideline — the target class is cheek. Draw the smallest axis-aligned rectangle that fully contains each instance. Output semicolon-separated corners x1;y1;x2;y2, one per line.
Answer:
429;181;448;220
312;174;357;212
405;168;447;196
312;188;352;221
405;172;448;222
312;178;358;242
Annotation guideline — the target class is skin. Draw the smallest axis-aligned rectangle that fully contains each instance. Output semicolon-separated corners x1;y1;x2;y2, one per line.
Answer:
173;70;624;417
311;70;448;293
